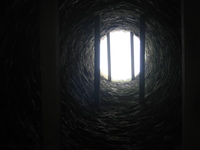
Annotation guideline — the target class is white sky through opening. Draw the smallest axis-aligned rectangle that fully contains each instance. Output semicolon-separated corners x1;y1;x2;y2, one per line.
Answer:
100;30;140;82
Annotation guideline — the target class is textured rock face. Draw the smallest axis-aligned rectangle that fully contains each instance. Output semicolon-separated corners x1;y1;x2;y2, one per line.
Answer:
60;0;181;149
1;0;181;149
1;1;42;150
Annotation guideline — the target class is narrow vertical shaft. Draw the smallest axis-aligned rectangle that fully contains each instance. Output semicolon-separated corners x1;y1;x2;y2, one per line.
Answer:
130;32;135;80
107;33;111;81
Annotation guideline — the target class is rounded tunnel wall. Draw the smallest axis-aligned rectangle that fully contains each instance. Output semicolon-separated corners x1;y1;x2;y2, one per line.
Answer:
1;0;181;149
60;0;182;149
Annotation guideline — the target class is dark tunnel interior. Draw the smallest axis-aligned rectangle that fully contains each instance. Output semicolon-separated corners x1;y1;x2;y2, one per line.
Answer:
1;0;182;149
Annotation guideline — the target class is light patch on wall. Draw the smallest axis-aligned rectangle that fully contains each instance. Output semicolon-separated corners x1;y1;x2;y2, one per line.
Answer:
134;34;140;77
100;36;108;79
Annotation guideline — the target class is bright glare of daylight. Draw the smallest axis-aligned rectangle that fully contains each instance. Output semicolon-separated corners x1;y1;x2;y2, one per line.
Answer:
100;30;140;82
133;34;140;77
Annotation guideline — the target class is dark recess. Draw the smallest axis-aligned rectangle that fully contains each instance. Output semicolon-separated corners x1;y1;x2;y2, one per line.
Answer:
1;0;182;149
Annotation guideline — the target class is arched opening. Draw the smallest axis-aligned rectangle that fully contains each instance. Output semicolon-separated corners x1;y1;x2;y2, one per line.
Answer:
100;30;141;82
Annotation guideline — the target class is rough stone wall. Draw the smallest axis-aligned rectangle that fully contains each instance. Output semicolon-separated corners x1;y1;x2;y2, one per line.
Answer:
1;0;181;149
1;1;42;150
60;0;181;149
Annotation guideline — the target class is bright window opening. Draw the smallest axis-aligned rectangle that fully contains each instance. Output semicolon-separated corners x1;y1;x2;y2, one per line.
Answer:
100;30;140;82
